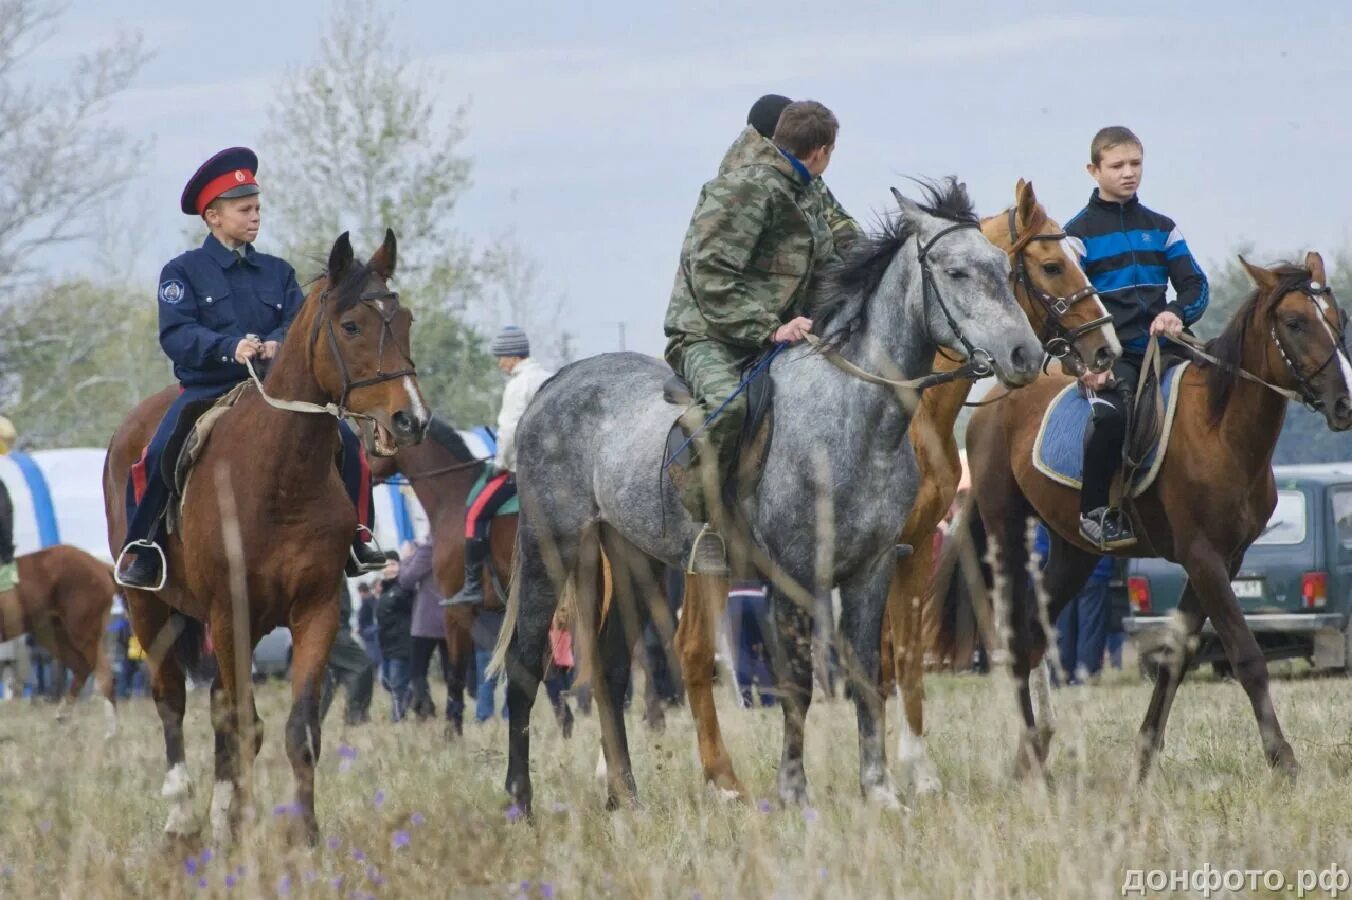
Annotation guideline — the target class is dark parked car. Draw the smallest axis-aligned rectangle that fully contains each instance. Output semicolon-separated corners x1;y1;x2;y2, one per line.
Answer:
1124;464;1352;677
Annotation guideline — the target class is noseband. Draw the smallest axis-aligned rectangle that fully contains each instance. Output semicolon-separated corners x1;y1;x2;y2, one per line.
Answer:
1005;206;1113;364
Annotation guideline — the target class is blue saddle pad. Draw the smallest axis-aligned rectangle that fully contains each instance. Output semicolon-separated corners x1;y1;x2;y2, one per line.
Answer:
1032;362;1189;498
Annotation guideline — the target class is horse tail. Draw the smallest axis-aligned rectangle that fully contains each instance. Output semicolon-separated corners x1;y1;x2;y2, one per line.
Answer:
486;530;525;679
928;492;993;670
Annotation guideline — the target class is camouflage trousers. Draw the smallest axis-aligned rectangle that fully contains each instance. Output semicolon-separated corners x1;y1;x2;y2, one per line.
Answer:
667;339;750;521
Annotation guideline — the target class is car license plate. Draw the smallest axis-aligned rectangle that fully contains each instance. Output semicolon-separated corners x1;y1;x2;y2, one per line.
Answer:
1231;579;1263;598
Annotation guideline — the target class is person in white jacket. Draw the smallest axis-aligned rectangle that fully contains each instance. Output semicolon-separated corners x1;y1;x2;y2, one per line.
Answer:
446;325;551;608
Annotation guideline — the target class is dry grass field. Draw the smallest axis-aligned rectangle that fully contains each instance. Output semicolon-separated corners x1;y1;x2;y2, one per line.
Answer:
2;661;1351;898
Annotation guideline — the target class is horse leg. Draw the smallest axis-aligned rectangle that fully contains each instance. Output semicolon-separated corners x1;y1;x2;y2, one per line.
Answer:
1134;579;1202;779
444;604;473;739
285;598;339;846
582;525;640;809
504;522;566;816
675;572;744;799
207;609;259;847
770;571;817;806
840;556;901;807
886;540;942;796
92;629;118;739
1187;552;1297;776
128;595;198;839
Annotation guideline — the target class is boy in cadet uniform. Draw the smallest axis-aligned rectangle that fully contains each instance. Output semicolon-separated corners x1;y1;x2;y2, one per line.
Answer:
1065;127;1209;549
664;100;841;574
115;147;384;589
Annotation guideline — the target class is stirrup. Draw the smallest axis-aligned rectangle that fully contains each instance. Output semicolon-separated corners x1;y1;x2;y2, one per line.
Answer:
114;540;168;592
685;523;729;576
348;524;386;574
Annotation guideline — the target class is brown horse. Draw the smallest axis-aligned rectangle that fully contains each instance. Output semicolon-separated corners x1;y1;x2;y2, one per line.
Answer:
0;545;118;735
366;419;515;734
877;180;1119;795
673;180;1121;799
103;231;428;845
959;253;1352;779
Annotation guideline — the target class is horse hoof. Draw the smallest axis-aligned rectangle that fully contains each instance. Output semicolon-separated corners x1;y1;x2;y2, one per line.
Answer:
777;775;809;807
708;774;747;803
865;785;908;811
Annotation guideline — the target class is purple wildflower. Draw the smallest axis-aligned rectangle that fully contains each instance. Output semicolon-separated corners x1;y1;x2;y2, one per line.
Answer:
803;807;819;823
352;848;366;862
276;875;291;895
224;874;237;888
273;804;290;817
373;790;385;808
197;878;208;889
184;857;198;877
326;836;341;850
338;744;358;759
757;799;772;813
520;881;532;892
331;876;344;890
540;883;556;898
410;811;425;826
201;849;214;864
392;830;410;849
506;804;524;823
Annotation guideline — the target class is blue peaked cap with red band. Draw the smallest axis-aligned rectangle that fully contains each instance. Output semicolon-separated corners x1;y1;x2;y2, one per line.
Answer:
180;147;260;216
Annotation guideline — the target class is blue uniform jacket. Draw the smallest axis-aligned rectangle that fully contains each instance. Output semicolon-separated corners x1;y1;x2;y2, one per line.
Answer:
157;235;305;388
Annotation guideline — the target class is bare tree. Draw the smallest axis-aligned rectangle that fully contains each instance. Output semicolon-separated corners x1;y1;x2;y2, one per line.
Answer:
0;0;146;286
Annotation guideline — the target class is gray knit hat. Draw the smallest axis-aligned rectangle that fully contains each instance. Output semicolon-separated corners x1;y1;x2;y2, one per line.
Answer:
490;325;530;358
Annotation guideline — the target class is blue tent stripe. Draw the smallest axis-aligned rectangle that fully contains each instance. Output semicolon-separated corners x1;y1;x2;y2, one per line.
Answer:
473;426;497;454
386;483;415;545
10;452;60;547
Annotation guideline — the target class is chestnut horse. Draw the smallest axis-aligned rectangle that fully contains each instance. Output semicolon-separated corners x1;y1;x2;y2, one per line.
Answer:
960;254;1352;779
103;231;428;844
0;545;118;734
366;419;515;735
876;180;1119;794
672;180;1120;800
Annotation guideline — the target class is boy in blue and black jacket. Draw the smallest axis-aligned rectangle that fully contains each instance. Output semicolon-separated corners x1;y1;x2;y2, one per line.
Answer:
1065;126;1209;549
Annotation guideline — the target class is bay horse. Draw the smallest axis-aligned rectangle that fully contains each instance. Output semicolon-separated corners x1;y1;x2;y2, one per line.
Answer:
959;253;1352;779
493;180;1043;813
875;180;1119;795
0;545;118;734
366;419;515;734
103;231;428;844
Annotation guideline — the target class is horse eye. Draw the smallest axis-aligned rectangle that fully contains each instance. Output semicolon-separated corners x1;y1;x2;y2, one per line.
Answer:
1284;318;1303;332
342;321;361;336
945;268;969;279
1041;263;1064;276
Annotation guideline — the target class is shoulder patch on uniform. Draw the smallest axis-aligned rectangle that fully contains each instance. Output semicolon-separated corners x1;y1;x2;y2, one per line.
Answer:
159;279;186;304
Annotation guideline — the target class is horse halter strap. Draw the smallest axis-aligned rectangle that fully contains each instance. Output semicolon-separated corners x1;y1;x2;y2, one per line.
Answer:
1005;206;1112;361
313;285;418;415
1268;281;1346;412
915;222;995;379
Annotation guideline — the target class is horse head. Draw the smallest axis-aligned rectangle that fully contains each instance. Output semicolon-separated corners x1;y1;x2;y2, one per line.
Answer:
1242;252;1352;431
890;180;1042;389
314;230;430;456
990;179;1121;376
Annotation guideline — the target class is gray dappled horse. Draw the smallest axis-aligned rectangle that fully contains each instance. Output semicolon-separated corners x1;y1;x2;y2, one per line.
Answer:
494;180;1043;811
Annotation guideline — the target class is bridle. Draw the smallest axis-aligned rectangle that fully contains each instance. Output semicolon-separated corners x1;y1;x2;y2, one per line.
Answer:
1005;205;1113;366
1268;280;1349;412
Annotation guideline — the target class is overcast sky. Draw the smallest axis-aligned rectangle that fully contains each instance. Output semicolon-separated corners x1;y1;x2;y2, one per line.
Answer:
44;0;1352;359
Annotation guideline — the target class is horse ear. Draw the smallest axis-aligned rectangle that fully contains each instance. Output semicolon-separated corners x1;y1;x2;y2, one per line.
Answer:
890;186;923;220
1015;179;1037;228
370;228;398;279
1239;255;1278;292
328;232;354;281
1304;250;1328;286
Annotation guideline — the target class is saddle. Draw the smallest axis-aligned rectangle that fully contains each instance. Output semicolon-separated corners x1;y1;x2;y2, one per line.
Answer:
663;349;777;510
163;382;251;535
1032;355;1189;500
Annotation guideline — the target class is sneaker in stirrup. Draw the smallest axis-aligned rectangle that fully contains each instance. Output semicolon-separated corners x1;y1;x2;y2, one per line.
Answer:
1078;506;1136;550
114;540;167;591
686;523;729;576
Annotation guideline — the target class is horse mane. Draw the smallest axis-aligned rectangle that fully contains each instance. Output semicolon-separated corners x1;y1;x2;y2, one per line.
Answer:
810;176;978;345
425;416;475;462
1201;262;1311;422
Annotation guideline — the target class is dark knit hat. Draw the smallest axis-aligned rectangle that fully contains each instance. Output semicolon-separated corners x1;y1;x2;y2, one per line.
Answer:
747;94;792;139
490;325;530;358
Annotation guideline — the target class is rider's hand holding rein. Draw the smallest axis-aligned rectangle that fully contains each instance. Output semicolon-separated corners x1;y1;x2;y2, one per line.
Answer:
773;316;814;344
234;337;263;365
1149;310;1184;340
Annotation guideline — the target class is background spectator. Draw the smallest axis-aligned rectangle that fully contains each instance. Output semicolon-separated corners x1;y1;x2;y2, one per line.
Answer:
376;551;415;721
